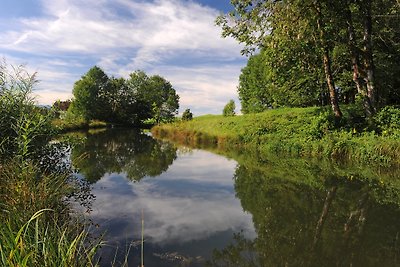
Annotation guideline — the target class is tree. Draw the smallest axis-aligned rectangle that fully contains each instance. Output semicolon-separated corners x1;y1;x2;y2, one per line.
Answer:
238;52;272;113
238;47;327;113
147;75;180;123
217;0;400;117
126;71;180;124
70;66;111;121
69;68;180;125
182;108;193;121
223;100;236;117
217;0;343;118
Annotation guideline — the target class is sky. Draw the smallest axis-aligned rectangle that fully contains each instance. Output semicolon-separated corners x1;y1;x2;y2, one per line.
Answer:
0;0;247;115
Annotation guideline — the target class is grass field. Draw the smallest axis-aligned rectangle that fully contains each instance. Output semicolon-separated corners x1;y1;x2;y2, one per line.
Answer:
152;106;400;166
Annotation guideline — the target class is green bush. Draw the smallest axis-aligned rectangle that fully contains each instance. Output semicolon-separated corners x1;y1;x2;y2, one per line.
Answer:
0;63;53;161
374;106;400;134
182;108;193;121
0;162;101;267
0;62;101;266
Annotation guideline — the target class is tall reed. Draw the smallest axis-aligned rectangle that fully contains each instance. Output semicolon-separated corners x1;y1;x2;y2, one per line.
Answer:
0;161;102;267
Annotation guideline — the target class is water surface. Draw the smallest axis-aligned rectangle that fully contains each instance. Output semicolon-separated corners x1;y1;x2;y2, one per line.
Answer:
71;129;400;267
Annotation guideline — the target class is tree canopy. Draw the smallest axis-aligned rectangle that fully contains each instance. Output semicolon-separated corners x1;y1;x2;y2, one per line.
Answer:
69;67;179;125
218;0;400;117
182;108;193;121
223;100;236;117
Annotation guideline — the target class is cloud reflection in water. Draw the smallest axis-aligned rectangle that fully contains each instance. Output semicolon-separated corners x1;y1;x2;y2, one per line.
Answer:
86;149;255;247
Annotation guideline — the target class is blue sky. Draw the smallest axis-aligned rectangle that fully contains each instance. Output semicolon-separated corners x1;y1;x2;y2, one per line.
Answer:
0;0;247;115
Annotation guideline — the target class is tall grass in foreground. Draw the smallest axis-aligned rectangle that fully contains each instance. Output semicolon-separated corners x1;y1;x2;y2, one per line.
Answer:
0;61;101;266
0;210;99;267
0;161;102;267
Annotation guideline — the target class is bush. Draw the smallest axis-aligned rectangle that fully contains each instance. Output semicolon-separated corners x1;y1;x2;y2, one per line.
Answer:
182;108;193;121
374;106;400;134
0;61;101;266
0;63;53;160
223;100;236;117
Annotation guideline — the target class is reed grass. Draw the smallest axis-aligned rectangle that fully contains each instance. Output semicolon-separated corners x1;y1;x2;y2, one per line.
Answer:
0;161;102;267
0;62;102;266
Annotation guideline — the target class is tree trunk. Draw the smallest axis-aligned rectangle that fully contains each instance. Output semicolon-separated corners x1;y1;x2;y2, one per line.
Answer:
315;2;342;118
344;1;374;117
362;0;377;114
313;186;338;249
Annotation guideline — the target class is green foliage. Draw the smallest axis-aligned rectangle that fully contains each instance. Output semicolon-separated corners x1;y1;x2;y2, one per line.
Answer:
70;66;111;121
0;63;53;160
0;162;100;267
152;106;400;165
69;67;179;126
222;100;236;117
0;62;101;266
374;106;400;134
182;108;193;121
218;0;400;115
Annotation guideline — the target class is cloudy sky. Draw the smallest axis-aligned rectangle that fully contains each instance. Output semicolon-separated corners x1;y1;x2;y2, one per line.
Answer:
0;0;247;115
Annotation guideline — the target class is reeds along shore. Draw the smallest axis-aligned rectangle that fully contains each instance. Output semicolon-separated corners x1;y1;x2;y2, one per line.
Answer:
0;160;101;267
152;106;400;166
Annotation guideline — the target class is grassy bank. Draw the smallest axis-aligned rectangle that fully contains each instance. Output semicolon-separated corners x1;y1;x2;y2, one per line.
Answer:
152;106;400;166
52;118;109;132
0;161;101;267
0;63;101;266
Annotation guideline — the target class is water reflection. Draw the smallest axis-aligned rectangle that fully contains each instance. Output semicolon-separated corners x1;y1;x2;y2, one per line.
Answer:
71;129;177;183
71;129;255;266
71;129;400;266
208;157;400;267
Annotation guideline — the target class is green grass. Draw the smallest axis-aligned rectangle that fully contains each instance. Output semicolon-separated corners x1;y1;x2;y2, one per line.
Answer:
152;106;400;166
52;118;109;132
0;161;102;267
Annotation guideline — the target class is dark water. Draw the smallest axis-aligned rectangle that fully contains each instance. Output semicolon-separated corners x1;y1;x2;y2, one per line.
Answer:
70;128;400;267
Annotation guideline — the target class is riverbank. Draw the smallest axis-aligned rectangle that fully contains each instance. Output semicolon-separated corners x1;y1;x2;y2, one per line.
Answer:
52;118;155;133
152;106;400;166
52;118;109;132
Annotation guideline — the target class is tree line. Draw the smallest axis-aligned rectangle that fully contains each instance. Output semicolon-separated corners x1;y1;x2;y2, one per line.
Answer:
67;66;180;125
217;0;400;118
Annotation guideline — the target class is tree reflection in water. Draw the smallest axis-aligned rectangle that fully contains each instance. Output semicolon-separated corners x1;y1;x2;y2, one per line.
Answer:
208;158;400;267
71;128;177;183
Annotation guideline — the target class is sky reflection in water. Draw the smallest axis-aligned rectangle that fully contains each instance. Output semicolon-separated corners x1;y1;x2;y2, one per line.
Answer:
80;147;255;266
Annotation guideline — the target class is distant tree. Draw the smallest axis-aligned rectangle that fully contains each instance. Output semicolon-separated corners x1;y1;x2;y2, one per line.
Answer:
128;72;179;123
70;66;111;121
182;108;193;121
238;52;273;114
52;100;71;111
223;100;236;117
69;67;180;125
147;75;180;123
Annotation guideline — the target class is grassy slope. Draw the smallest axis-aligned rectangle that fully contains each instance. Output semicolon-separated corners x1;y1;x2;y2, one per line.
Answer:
152;106;400;166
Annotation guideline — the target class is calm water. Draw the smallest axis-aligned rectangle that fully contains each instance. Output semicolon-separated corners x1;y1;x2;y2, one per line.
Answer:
70;128;400;267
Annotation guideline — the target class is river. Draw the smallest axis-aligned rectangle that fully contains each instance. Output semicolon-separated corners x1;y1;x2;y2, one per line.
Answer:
69;128;400;267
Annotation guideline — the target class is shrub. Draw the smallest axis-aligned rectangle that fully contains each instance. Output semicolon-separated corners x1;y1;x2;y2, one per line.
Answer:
374;106;400;134
182;108;193;121
0;62;53;160
223;100;236;117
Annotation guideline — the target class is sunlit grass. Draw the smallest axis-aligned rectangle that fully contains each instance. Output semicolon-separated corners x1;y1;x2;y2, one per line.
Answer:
152;106;400;165
0;161;101;267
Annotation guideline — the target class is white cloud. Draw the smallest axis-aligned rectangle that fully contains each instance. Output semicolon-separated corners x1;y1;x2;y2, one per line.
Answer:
148;64;244;114
0;0;246;113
